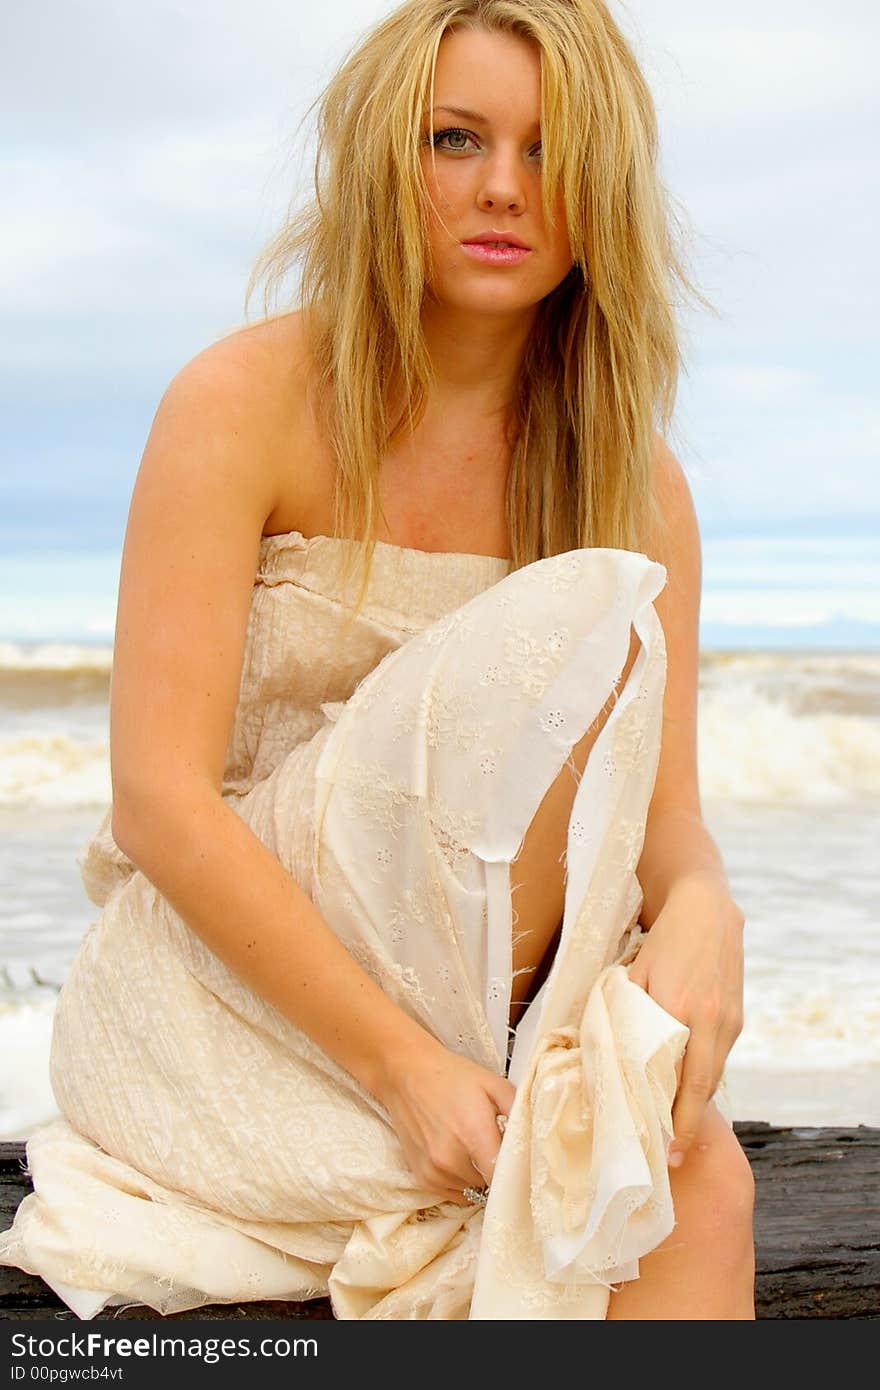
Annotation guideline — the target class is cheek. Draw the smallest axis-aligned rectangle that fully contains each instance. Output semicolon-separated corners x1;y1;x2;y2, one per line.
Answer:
421;158;469;218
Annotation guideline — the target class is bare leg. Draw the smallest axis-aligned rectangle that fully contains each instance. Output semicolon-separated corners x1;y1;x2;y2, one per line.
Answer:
503;627;756;1320
606;1102;756;1319
508;627;641;1030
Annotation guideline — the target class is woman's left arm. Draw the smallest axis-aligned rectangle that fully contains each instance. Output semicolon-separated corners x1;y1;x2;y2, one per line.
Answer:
629;437;746;1167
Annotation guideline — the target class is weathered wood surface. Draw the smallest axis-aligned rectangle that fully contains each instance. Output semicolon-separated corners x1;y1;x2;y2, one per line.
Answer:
1;1122;878;1320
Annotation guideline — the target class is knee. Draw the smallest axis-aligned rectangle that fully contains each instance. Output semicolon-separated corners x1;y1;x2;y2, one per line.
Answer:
700;1121;755;1240
672;1108;756;1260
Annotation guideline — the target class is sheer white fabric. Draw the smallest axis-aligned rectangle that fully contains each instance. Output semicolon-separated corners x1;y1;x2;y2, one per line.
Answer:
0;537;690;1320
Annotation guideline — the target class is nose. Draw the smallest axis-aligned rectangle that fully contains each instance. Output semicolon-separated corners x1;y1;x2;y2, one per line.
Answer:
476;145;528;215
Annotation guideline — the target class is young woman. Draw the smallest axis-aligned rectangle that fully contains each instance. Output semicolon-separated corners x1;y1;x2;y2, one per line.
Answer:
0;0;755;1319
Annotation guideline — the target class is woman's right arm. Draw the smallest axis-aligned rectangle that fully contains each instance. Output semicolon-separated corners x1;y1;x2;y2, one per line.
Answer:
107;333;514;1201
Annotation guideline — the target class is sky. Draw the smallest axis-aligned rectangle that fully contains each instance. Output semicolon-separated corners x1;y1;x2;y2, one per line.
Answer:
2;0;879;554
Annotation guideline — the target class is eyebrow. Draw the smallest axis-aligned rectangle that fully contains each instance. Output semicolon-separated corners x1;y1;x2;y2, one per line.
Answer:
432;104;489;123
431;104;541;132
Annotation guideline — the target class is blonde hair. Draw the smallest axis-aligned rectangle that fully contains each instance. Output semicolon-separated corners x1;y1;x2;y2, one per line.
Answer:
246;0;702;621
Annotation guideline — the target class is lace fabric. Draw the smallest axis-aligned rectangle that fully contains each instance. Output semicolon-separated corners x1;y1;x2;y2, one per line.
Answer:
0;537;692;1321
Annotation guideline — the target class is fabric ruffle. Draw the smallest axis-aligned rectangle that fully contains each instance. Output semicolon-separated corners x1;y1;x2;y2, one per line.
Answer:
0;544;700;1321
471;964;687;1319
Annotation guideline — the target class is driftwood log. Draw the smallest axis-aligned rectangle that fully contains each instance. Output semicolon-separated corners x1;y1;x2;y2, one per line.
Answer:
1;1122;877;1320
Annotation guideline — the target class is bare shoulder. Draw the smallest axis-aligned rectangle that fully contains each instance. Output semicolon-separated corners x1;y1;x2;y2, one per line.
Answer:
154;309;320;530
110;310;321;825
200;309;315;393
648;434;702;579
652;435;698;527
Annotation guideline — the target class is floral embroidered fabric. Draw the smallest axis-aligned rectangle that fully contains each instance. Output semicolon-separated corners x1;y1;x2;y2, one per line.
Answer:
0;532;690;1320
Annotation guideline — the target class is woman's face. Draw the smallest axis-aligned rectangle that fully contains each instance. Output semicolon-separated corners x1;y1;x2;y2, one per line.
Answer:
419;26;574;319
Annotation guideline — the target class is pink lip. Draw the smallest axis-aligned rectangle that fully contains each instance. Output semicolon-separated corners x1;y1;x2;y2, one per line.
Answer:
461;242;531;266
461;232;532;268
463;230;531;250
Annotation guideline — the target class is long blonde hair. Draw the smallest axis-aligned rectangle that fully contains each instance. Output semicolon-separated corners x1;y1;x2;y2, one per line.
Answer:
246;0;702;619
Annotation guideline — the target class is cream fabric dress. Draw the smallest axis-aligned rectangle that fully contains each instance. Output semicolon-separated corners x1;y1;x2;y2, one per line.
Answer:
0;530;692;1321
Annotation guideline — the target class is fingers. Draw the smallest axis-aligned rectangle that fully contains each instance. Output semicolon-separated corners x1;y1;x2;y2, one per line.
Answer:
436;1105;512;1205
394;1061;516;1208
415;1148;484;1205
487;1073;517;1117
464;1079;514;1188
669;1028;716;1166
465;1116;506;1191
424;1155;492;1208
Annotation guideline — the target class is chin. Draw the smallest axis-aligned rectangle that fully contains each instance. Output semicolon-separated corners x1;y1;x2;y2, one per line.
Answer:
428;281;547;319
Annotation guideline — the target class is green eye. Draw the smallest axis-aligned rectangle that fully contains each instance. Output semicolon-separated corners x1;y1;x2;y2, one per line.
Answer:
428;127;542;160
432;127;475;152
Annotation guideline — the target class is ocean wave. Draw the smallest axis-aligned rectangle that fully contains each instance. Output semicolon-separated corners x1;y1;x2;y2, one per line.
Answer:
0;641;113;673
1;715;878;809
0;643;113;715
0;732;111;808
700;649;880;714
0;976;876;1136
1;651;879;807
698;686;880;801
701;650;880;673
0;992;61;1142
732;985;880;1067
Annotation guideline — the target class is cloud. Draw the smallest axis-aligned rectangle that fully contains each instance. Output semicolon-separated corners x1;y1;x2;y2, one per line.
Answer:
2;0;377;144
700;366;820;403
679;382;880;525
639;23;879;129
1;0;878;527
1;123;289;316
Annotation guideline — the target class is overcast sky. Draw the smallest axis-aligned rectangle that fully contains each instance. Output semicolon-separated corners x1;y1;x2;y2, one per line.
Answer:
3;0;878;546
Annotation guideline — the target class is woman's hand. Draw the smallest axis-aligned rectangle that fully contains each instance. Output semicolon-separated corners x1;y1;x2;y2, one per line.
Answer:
628;872;745;1167
376;1040;516;1206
